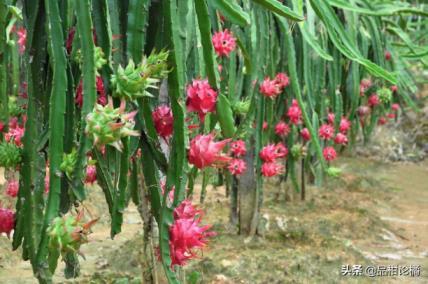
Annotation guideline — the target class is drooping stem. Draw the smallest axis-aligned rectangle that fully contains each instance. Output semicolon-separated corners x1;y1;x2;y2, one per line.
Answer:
35;0;67;280
71;0;97;201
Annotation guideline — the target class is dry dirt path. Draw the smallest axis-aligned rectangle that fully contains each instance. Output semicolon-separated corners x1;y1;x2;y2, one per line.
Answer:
343;158;428;283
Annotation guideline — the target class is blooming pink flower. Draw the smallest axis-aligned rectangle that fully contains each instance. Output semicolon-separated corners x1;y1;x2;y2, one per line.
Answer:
391;103;400;111
6;180;19;198
368;94;380;107
173;199;199;220
323;147;337;161
75;76;107;107
212;29;236;57
318;124;334;140
186;79;218;121
163;200;214;267
259;143;287;162
378;117;387;125
274;73;289;89
85;165;97;184
327;112;335;124
16;27;26;55
0;121;4;132
259;77;281;98
188;134;231;169
339;117;351;134
300;128;311;141
334;133;348;145
230;140;246;157
385;50;391;61
287;99;302;125
152;105;174;138
227;159;247;176
261;162;284;177
275;143;288;159
274;121;290;137
259;144;279;162
5;124;25;147
0;207;15;237
168;218;214;267
390;85;398;93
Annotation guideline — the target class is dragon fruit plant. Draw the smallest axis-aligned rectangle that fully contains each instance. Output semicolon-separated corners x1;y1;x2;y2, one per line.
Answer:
85;100;139;151
0;0;424;283
47;210;98;277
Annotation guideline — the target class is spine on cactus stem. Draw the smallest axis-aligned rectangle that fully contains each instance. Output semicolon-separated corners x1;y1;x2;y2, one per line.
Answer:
35;0;67;279
71;0;97;201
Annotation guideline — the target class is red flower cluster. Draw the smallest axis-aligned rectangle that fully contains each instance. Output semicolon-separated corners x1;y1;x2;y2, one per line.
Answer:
16;27;27;55
6;180;19;198
260;143;287;177
323;146;337;161
327;112;335;124
300;128;311;141
391;103;400;111
228;159;247;176
230;140;246;157
334;133;348;145
5;118;25;147
75;76;107;107
385;50;392;61
152;105;174;138
319;124;334;140
167;200;215;267
212;29;236;57
287;99;302;125
275;121;290;137
339;117;351;134
259;73;290;99
188;134;230;169
368;94;380;107
85;165;97;185
186;79;218;121
227;140;247;176
0;207;15;237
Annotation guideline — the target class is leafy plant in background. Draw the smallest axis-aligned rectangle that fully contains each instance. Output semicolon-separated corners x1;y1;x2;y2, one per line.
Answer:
0;0;426;283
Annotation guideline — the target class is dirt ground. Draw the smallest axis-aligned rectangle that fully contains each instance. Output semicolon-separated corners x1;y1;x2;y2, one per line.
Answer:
0;154;427;284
